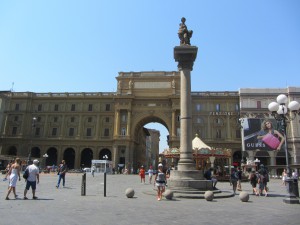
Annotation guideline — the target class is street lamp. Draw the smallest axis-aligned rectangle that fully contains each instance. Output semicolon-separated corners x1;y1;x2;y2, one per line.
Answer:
28;117;37;164
268;94;300;204
103;155;108;173
239;118;246;165
43;153;49;170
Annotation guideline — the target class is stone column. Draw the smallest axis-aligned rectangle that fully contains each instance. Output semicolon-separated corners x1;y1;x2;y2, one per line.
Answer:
174;45;198;171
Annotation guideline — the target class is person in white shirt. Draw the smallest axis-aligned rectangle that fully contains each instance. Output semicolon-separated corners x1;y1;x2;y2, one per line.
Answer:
23;159;40;200
148;166;154;184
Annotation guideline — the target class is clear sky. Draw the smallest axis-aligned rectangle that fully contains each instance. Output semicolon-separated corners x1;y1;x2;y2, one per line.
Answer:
1;0;299;152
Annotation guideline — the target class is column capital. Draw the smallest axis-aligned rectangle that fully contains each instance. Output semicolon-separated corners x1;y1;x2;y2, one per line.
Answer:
174;46;198;71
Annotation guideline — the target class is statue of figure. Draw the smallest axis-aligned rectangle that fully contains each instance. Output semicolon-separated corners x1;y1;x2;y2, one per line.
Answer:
172;79;175;88
178;17;193;45
129;80;134;89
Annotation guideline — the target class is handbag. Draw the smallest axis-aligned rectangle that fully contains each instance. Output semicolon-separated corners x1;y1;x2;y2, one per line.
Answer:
262;133;280;149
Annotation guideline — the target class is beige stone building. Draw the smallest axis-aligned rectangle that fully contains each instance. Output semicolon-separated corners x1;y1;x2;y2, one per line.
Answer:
0;72;299;175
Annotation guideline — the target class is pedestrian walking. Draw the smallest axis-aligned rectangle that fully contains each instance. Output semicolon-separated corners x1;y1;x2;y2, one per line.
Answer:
154;163;166;201
148;166;154;184
282;169;287;186
56;160;67;188
249;171;258;195
5;158;21;200
91;164;96;177
230;168;238;194
139;166;145;184
23;159;40;200
236;167;242;191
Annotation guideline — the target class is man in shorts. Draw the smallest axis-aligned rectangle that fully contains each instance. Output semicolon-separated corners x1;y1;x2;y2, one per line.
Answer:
24;159;40;200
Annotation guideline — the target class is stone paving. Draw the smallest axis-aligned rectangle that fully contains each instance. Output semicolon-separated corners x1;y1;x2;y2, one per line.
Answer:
1;172;300;225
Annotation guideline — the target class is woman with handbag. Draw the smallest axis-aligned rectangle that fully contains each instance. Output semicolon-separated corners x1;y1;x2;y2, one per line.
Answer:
257;120;284;150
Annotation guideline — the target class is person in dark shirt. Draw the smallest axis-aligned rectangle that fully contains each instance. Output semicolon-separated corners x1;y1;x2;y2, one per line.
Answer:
56;160;67;188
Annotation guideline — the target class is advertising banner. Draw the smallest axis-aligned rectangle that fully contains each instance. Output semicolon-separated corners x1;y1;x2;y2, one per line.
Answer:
241;118;284;151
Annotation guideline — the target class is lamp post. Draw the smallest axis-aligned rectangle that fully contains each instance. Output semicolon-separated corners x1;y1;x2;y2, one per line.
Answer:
103;155;108;173
239;118;246;165
43;153;49;171
28;117;37;164
268;94;300;204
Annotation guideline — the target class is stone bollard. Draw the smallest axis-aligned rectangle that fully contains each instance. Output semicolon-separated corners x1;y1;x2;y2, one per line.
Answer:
239;191;249;202
164;190;174;200
204;191;214;201
125;188;135;198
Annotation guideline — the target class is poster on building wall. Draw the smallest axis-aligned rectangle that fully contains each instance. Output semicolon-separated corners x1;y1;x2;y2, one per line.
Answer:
241;118;285;151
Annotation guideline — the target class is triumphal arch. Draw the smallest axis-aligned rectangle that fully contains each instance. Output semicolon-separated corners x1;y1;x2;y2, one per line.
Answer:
113;71;181;170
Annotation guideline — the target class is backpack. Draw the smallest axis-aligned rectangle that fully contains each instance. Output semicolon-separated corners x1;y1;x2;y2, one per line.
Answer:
234;171;239;179
23;167;29;180
231;172;238;181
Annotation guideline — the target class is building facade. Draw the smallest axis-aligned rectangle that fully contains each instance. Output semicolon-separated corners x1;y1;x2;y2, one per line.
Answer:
239;87;300;175
0;72;299;175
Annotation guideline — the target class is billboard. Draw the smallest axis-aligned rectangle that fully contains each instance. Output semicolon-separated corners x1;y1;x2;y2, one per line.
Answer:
241;118;285;151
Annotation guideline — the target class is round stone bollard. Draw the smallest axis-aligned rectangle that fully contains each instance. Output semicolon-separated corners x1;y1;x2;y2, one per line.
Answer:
204;191;214;201
125;188;135;198
164;190;174;200
239;191;249;202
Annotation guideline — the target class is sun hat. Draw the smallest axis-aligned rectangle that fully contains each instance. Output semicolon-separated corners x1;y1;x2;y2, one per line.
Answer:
158;163;163;167
33;159;39;165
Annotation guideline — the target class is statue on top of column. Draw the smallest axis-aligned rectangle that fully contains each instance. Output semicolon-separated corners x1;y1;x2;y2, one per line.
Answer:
178;17;193;46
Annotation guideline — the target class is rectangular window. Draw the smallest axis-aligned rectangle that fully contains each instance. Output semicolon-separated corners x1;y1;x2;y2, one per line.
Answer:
86;128;92;136
216;104;220;112
88;104;93;111
121;114;126;122
176;128;180;137
38;104;42;111
54;117;58;122
71;104;76;111
12;127;17;135
196;104;201;111
197;117;202;123
257;101;261;109
121;127;126;136
37;117;41;122
35;127;40;136
54;104;59;111
104;128;109;136
52;128;57;136
105;117;110;123
69;128;74;136
88;117;92;123
105;104;110;111
216;129;222;139
71;117;75;123
14;116;18;122
15;103;20;111
235;103;239;112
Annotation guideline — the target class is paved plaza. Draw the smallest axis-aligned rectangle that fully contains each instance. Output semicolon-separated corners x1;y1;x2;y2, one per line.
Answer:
1;172;300;225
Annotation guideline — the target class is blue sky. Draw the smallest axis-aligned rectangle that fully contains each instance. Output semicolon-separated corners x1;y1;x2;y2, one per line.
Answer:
1;0;299;152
